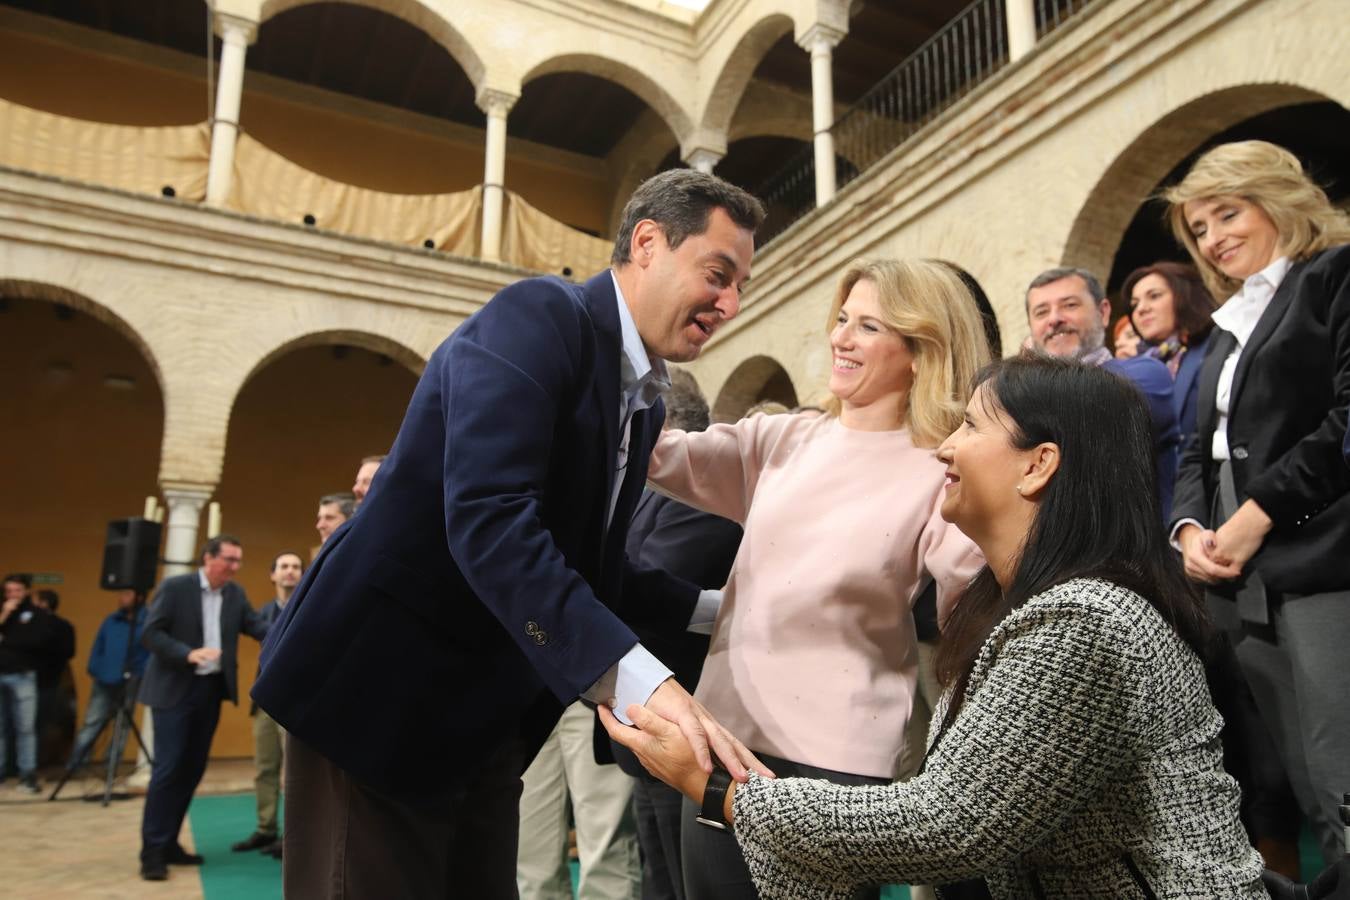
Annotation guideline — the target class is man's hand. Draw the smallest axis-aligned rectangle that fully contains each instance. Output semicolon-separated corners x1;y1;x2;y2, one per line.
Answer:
0;594;21;621
599;702;713;801
186;647;222;666
640;678;773;783
1177;523;1241;584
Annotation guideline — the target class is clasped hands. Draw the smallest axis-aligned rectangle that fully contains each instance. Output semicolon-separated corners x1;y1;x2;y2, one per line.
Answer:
600;677;774;804
1178;498;1272;585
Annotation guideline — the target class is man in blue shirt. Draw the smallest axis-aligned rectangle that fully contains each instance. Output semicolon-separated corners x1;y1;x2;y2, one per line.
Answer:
65;588;148;772
1026;266;1181;517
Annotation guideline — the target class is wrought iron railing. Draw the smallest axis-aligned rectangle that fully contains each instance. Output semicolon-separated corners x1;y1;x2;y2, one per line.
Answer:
754;0;1096;245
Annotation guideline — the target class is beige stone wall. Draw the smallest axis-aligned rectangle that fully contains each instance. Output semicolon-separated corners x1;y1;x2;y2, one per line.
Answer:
686;0;1350;414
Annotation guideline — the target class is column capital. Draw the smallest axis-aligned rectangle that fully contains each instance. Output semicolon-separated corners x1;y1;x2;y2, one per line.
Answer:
475;87;519;118
796;23;846;54
212;11;259;45
160;483;215;505
683;148;724;174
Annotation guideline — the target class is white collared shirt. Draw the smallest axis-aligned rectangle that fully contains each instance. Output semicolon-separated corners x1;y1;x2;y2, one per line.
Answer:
1209;256;1291;460
196;569;223;675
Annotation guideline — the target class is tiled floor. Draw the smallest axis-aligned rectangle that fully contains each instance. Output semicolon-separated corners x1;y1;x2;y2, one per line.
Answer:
0;759;256;900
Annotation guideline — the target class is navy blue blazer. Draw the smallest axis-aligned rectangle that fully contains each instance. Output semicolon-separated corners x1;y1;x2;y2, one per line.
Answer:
1172;330;1211;453
1104;355;1181;519
253;271;700;801
1171;245;1350;594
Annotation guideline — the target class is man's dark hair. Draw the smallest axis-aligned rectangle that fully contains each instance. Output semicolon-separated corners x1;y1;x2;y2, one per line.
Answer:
934;356;1208;727
611;169;766;266
320;493;356;519
36;589;59;612
664;368;710;432
271;551;304;573
201;534;242;561
1025;266;1105;309
3;573;31;588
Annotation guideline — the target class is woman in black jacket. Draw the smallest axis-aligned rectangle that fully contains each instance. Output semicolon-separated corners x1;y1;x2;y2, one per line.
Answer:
1166;139;1350;864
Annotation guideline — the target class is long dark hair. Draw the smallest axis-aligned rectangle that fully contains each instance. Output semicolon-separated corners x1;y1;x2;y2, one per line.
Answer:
1121;261;1217;345
934;356;1209;724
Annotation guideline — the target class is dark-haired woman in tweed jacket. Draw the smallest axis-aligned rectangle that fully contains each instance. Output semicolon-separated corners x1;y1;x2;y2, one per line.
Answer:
604;356;1265;899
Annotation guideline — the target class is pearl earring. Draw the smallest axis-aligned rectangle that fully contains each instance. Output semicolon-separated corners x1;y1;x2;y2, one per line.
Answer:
1015;485;1024;494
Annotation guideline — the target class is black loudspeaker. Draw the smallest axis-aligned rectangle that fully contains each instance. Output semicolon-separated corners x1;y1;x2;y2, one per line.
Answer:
100;518;162;592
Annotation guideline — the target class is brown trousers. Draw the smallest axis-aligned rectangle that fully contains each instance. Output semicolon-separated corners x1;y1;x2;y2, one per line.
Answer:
283;733;526;899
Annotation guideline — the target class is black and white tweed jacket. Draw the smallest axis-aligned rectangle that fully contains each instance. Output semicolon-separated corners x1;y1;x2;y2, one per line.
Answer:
732;578;1266;899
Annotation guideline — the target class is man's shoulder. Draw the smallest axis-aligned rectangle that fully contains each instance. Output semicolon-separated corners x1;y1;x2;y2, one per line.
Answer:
1104;355;1172;390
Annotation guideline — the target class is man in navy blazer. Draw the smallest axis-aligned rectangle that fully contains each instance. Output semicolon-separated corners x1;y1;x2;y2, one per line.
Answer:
253;170;766;898
1026;267;1182;516
139;535;267;880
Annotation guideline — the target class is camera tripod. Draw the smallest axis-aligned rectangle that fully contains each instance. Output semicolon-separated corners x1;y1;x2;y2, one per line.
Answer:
48;593;153;806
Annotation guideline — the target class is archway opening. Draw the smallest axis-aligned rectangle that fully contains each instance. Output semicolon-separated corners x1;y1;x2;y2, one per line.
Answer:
712;356;798;423
0;288;165;767
211;339;418;757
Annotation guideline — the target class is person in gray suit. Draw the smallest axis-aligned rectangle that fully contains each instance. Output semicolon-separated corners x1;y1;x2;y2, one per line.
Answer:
138;534;267;881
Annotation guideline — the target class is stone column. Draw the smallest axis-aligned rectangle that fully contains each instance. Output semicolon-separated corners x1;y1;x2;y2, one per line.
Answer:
798;25;845;207
1006;0;1038;62
205;13;258;207
477;88;519;263
160;484;212;577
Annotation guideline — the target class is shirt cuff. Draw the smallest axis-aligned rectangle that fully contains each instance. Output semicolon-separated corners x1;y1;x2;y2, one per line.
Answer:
1169;518;1203;551
688;589;723;635
582;643;672;726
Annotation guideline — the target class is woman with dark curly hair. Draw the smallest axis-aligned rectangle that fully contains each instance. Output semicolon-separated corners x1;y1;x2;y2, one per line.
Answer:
1121;260;1218;450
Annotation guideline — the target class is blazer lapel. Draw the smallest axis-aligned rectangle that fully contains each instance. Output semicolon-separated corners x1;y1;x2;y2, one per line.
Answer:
1231;264;1300;407
582;271;622;536
185;574;205;645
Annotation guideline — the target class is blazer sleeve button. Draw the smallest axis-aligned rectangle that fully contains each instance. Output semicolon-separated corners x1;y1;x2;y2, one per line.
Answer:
533;630;548;645
525;621;538;636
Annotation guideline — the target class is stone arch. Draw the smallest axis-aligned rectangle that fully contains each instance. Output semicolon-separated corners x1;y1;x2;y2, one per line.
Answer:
0;279;166;396
240;328;426;391
711;355;798;423
523;54;693;147
699;14;796;140
257;0;486;89
1062;83;1330;283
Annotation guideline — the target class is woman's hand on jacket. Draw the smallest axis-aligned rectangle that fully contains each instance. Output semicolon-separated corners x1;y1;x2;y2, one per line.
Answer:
1210;499;1273;572
1177;523;1242;583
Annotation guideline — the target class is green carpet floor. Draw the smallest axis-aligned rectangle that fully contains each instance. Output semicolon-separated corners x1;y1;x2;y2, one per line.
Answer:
186;791;1327;900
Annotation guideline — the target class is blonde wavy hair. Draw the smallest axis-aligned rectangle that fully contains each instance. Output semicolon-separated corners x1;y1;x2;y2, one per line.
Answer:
1164;140;1350;299
823;258;992;448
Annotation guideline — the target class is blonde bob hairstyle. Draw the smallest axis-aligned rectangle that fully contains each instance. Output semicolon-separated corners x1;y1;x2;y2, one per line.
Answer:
823;258;992;448
1164;140;1350;299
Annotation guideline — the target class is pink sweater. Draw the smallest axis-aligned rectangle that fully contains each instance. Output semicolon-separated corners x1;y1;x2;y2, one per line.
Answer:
648;412;983;778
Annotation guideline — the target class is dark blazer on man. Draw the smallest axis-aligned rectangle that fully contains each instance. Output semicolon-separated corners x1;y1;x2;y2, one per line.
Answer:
1170;244;1350;594
253;271;700;802
1105;354;1181;518
140;572;263;708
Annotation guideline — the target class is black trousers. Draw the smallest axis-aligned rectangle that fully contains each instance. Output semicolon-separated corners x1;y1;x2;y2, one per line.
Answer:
283;733;528;899
634;774;687;900
141;674;225;855
680;751;888;900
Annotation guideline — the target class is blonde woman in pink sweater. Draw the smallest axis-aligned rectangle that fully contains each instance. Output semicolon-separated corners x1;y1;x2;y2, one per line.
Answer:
646;258;989;900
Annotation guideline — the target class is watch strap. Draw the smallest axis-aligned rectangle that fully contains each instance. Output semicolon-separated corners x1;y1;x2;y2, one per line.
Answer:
696;767;733;831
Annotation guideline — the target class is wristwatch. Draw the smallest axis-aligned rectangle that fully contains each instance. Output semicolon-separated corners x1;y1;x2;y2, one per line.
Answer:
695;767;734;831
